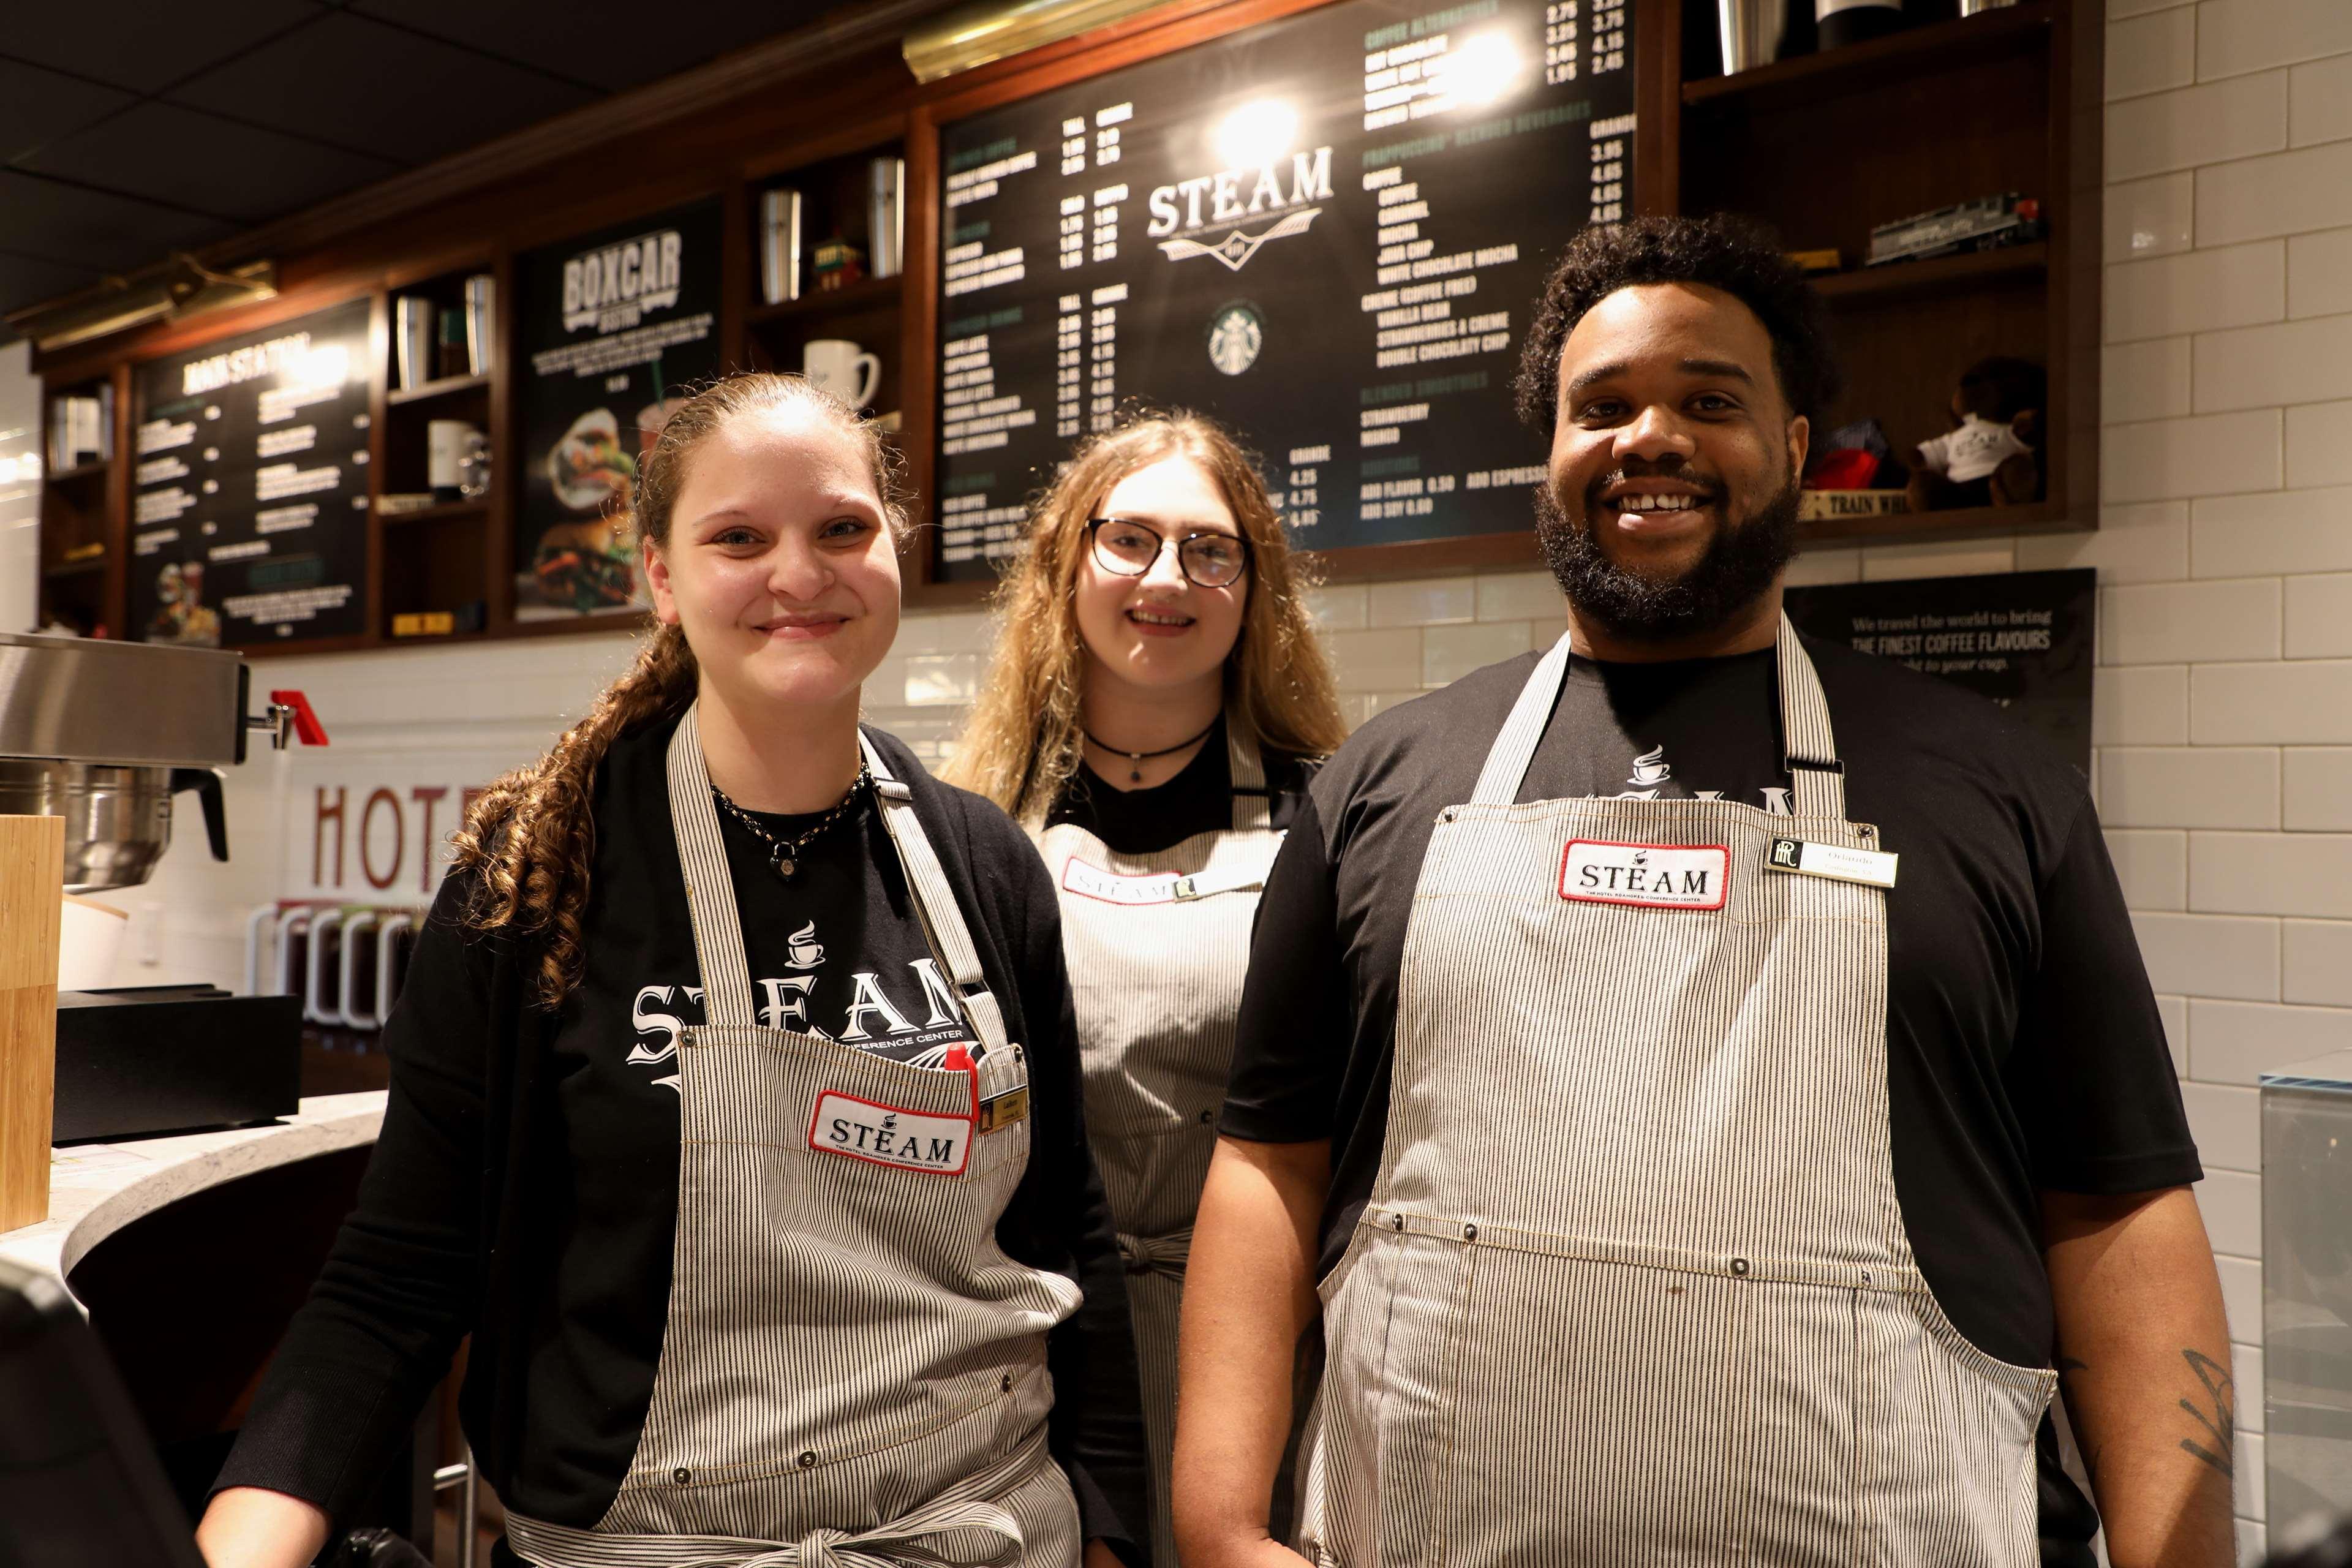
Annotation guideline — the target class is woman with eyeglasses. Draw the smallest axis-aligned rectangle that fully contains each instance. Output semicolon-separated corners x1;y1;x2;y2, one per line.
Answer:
948;411;1346;1566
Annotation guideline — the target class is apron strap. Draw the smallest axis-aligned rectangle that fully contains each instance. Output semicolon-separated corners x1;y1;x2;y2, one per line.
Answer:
859;733;1014;1058
1466;614;1848;818
1774;614;1845;820
505;1425;1046;1568
1227;718;1273;833
1469;633;1572;807
666;706;760;1030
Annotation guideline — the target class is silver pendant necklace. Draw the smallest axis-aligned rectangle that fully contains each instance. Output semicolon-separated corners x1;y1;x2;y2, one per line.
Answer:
710;761;872;881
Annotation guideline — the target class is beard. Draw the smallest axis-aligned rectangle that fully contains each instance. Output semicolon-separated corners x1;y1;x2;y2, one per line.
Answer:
1534;470;1800;645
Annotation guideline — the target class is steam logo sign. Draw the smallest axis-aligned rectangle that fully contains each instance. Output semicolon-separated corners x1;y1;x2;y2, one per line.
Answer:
1207;303;1264;375
1148;100;1333;274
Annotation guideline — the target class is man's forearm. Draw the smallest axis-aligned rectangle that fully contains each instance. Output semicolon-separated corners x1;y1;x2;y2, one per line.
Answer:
2044;1186;2236;1568
1173;1136;1330;1568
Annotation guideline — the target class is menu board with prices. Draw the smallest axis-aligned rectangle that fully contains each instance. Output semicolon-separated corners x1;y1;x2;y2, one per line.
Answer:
932;0;1636;580
130;297;374;645
514;197;724;620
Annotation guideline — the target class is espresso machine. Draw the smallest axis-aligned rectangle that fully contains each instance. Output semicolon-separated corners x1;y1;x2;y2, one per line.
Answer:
0;631;325;1140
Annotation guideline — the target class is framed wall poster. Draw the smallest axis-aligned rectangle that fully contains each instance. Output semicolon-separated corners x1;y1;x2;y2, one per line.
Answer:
929;0;1637;581
1782;568;2097;778
514;197;724;619
129;297;374;646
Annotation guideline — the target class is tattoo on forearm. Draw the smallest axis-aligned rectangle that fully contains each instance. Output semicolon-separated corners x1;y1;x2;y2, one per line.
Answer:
2177;1349;2236;1481
2054;1355;2101;1477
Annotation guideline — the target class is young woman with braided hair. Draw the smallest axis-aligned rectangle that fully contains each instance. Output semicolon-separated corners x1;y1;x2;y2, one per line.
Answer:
197;374;1147;1568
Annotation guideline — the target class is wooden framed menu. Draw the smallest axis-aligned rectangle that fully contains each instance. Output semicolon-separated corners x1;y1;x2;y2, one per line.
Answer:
930;0;1636;581
129;298;374;646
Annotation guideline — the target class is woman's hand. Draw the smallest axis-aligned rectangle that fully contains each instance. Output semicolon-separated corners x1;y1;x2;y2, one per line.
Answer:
194;1487;332;1568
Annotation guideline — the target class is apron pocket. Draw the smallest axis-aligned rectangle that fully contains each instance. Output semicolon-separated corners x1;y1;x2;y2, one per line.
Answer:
1441;1248;1757;1564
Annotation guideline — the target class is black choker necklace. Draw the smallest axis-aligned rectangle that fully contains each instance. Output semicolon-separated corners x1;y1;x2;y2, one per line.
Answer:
710;763;871;881
1081;718;1219;783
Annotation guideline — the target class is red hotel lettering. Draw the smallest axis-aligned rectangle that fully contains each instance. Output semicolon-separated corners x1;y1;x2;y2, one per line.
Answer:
314;786;347;888
361;788;404;891
411;786;448;892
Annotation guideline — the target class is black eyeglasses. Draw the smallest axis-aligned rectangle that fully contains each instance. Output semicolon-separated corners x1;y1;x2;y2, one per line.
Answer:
1086;516;1253;589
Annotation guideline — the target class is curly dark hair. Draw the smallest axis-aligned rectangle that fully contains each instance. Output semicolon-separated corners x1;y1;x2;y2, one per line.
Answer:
1512;214;1842;439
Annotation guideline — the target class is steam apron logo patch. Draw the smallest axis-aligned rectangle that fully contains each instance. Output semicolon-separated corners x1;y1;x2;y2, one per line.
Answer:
1062;857;1183;906
1207;303;1264;375
1559;840;1730;911
809;1091;972;1175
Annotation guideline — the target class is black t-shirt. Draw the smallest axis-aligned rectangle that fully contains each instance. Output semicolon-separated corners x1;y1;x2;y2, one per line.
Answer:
1045;716;1312;853
1219;636;2197;1558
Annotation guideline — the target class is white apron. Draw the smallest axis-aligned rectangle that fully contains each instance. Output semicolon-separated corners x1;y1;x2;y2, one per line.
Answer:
1296;619;2056;1566
505;707;1085;1568
1035;726;1286;1568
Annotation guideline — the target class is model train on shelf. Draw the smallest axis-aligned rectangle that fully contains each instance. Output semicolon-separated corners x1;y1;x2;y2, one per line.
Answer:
1866;193;2045;267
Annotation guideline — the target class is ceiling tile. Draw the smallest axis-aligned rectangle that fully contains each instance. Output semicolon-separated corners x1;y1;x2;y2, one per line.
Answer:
166;12;596;164
345;0;831;91
0;172;235;273
22;103;404;224
0;0;322;95
0;58;135;165
0;249;104;325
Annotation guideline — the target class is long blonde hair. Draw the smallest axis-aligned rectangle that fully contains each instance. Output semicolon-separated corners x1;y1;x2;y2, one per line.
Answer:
451;372;908;1008
946;410;1346;823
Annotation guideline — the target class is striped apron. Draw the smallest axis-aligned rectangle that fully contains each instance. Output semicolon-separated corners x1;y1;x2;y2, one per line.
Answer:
1296;617;2056;1566
1034;726;1286;1568
505;707;1085;1568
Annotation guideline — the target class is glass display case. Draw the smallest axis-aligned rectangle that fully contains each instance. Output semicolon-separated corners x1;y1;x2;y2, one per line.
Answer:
2263;1049;2352;1547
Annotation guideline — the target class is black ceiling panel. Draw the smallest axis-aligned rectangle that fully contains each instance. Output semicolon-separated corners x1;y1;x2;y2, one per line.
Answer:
0;172;234;273
345;0;836;91
0;249;101;313
0;58;135;166
0;0;323;95
22;102;405;224
166;11;596;164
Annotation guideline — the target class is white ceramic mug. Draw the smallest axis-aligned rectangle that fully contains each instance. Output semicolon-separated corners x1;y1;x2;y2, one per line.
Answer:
802;339;881;409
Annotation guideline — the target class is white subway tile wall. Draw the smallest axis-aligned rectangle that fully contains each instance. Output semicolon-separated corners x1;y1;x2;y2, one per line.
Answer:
94;16;2344;1550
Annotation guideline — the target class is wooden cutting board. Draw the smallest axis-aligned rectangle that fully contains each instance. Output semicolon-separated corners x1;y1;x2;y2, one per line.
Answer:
1;816;63;1235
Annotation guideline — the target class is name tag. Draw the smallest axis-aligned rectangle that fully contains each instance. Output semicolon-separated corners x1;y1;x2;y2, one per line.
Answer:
1765;836;1899;889
978;1086;1030;1134
809;1091;971;1175
1559;840;1729;911
1062;858;1182;906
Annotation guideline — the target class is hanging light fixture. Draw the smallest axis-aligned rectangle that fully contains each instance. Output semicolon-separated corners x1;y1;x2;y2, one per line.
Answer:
6;255;277;355
904;0;1178;83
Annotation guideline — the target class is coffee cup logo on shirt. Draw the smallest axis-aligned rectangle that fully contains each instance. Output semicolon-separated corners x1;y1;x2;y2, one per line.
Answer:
1559;840;1730;911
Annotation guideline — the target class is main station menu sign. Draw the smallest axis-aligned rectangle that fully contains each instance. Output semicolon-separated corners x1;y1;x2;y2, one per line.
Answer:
932;0;1635;579
131;297;373;645
514;197;723;620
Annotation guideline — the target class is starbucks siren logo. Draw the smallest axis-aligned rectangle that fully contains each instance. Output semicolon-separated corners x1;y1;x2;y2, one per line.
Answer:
1207;303;1264;375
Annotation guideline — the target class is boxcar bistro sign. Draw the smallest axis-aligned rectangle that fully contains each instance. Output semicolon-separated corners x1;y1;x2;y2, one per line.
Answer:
514;197;723;620
930;0;1637;579
130;297;374;645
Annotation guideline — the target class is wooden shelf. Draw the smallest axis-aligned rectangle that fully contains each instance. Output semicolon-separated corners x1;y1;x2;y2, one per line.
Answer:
380;499;488;527
387;373;489;407
1799;497;2069;546
1812;242;2048;304
42;554;107;578
747;273;903;326
1683;2;2050;112
44;459;110;483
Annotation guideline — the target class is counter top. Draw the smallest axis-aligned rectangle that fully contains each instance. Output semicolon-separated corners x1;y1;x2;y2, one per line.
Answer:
0;1092;386;1299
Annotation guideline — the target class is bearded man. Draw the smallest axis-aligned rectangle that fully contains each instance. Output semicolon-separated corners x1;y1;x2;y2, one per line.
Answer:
1173;216;2234;1568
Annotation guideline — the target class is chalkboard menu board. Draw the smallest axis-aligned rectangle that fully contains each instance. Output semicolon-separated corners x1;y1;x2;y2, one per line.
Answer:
514;197;723;620
130;296;373;645
932;0;1635;579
